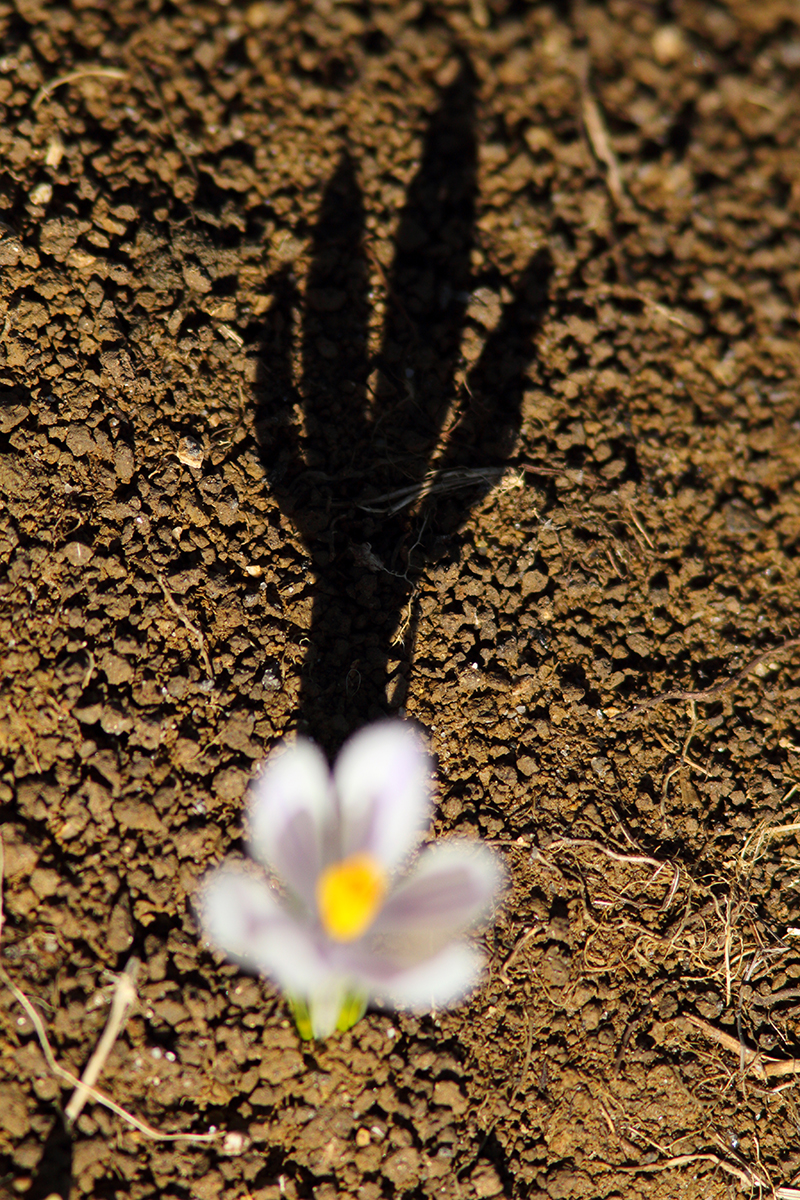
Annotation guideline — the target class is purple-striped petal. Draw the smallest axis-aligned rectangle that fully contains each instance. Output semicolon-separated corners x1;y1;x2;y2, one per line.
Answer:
333;721;431;870
345;941;485;1009
247;739;334;908
374;841;504;936
198;863;330;996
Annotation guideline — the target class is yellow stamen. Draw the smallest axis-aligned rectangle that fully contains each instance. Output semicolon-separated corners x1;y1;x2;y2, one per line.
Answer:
316;853;387;942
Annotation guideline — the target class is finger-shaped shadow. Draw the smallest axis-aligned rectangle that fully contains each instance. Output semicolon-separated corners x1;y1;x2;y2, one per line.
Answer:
372;59;476;464
254;154;369;542
435;247;553;496
255;153;389;747
300;152;371;509
369;247;553;683
254;58;550;752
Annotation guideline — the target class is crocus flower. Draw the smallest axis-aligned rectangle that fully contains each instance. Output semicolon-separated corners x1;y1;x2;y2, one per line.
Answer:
197;720;504;1039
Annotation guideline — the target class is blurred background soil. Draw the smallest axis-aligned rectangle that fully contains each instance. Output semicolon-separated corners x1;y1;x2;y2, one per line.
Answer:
2;0;800;1197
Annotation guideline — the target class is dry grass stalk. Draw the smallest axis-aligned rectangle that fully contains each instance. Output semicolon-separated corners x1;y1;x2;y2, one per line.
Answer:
543;836;787;1014
575;50;628;211
0;828;219;1144
616;1151;768;1190
499;927;539;985
739;788;800;868
33;68;128;109
0;968;218;1143
64;957;141;1128
682;1013;800;1083
358;466;509;517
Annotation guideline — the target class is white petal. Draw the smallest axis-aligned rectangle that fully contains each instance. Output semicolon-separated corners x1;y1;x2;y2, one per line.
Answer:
333;720;431;870
355;942;485;1010
247;738;333;905
375;841;504;936
197;863;330;996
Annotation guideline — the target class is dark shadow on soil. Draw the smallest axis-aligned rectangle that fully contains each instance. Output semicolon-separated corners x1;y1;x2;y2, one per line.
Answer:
26;1119;72;1200
253;55;551;752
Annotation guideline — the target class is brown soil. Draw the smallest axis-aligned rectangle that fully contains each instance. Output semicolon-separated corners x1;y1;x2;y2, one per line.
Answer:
2;0;800;1197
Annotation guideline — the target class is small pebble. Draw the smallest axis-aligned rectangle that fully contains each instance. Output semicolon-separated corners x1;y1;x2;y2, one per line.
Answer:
652;24;685;64
64;541;94;566
177;436;204;469
29;182;53;206
45;133;64;168
222;1131;250;1155
261;669;281;692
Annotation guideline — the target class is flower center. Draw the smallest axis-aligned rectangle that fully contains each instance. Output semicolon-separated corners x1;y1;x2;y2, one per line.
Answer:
316;853;387;942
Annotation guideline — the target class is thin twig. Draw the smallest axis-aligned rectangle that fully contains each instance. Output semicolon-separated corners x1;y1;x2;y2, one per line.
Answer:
613;1001;651;1074
155;573;214;681
499;926;539;985
760;1059;800;1081
615;1151;767;1190
33;68;128;109
681;1013;800;1082
510;1010;534;1100
749;986;800;1010
723;893;733;1010
624;504;654;550
136;63;199;185
64;958;141;1128
681;1014;763;1075
661;865;681;912
576;50;628;211
615;636;800;717
740;794;800;866
547;836;667;871
641;296;696;331
391;584;418;648
583;283;699;331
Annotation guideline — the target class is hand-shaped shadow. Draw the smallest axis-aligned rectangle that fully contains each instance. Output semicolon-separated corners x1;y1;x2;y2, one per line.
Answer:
254;60;551;750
